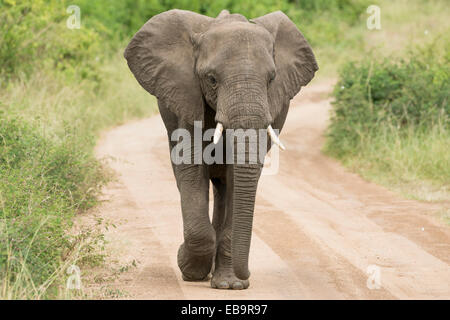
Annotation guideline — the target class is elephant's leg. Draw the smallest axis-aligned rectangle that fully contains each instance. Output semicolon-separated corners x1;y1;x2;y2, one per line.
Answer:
175;164;216;281
210;177;249;290
211;177;227;270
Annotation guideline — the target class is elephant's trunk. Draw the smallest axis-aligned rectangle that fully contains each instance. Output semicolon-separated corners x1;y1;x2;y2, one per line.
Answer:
231;142;262;280
217;74;268;280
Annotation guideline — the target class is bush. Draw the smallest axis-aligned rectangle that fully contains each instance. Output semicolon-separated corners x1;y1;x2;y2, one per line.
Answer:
326;38;449;157
0;51;154;298
325;38;450;197
0;114;106;290
0;0;102;81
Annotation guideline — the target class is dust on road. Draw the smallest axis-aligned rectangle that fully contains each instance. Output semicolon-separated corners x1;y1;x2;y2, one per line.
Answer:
89;81;450;299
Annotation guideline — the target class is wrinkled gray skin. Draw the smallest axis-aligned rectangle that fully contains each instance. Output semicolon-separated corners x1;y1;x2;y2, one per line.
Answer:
124;9;317;290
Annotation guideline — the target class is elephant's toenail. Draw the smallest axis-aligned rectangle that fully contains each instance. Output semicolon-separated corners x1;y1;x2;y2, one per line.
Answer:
218;281;229;288
232;282;243;290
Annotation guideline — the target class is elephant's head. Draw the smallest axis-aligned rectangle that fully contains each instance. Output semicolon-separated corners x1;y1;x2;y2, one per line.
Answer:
125;9;317;280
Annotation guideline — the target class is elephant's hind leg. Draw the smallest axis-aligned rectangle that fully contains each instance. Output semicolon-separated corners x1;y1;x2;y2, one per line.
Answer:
210;178;249;290
176;164;215;281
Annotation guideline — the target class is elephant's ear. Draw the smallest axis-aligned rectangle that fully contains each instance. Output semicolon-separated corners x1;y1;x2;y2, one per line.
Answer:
251;11;318;120
124;10;213;125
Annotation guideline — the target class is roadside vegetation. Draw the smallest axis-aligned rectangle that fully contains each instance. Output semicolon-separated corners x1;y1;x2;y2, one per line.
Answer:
325;0;450;204
0;0;155;299
0;0;447;298
325;40;449;201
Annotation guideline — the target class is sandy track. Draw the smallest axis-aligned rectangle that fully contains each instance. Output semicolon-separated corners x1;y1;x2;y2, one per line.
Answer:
91;81;449;299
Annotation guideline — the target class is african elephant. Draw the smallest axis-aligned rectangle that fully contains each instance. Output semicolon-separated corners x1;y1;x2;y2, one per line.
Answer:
124;9;317;290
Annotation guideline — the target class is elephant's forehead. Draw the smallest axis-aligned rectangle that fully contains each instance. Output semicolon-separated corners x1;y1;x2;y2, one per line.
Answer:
205;22;273;46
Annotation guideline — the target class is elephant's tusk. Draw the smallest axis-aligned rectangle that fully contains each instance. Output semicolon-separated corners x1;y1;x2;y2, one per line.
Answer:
213;122;223;144
267;125;286;151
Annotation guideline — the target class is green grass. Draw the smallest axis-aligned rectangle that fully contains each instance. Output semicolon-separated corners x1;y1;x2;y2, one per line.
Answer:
0;52;156;299
1;52;155;137
364;0;450;54
325;15;450;203
330;122;449;202
313;0;450;78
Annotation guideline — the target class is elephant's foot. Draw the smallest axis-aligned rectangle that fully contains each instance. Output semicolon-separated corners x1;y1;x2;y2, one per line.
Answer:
211;267;249;290
177;243;214;281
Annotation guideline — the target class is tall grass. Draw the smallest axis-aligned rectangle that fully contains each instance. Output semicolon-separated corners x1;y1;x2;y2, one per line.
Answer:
0;52;156;299
1;218;105;299
313;0;450;77
2;53;155;137
325;36;449;201
332;120;449;201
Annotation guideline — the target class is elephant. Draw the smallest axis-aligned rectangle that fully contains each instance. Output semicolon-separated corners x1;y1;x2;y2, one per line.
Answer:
124;9;318;290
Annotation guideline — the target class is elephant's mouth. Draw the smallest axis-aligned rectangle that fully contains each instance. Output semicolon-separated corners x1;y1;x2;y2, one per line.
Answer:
212;122;286;151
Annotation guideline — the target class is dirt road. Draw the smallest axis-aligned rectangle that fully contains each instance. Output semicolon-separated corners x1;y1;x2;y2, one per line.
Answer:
91;81;450;299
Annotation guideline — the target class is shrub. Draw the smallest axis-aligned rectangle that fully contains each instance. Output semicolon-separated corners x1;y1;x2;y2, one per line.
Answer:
324;37;450;197
0;114;106;293
326;38;449;158
0;0;102;81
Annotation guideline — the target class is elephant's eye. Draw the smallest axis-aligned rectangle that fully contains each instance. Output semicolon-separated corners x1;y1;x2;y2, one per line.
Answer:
269;70;276;83
207;74;217;86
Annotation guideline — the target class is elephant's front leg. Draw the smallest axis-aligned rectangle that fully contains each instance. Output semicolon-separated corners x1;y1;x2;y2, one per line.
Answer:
175;164;216;281
210;178;249;290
